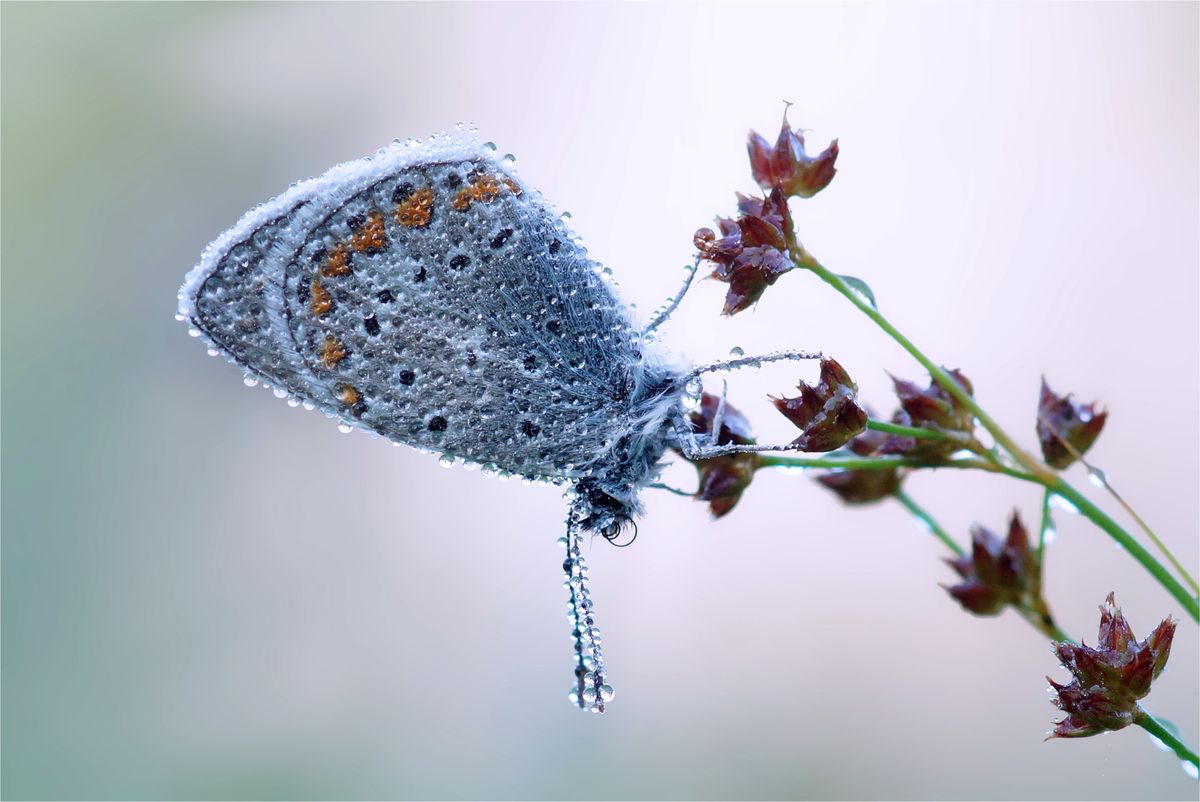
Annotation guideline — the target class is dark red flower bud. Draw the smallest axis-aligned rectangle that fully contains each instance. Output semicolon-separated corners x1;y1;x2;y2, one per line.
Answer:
682;393;760;518
771;357;868;452
747;111;839;199
696;189;796;315
1036;378;1108;470
814;427;902;505
882;370;975;459
1047;593;1176;739
943;512;1043;616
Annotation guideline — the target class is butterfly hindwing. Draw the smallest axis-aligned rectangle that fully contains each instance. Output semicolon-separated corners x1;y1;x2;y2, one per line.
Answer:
185;136;650;482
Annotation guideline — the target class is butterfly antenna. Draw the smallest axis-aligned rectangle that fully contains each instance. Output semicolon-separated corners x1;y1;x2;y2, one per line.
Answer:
562;522;613;712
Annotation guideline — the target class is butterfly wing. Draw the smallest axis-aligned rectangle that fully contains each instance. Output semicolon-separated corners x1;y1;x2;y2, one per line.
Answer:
181;133;670;483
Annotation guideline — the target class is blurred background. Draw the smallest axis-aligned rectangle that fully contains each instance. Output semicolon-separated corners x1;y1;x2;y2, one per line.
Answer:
2;2;1197;799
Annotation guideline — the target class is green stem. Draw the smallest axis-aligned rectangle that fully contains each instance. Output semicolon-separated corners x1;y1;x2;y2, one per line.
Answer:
887;488;1194;766
1137;710;1200;772
798;255;1056;483
893;489;964;556
866;418;963;444
759;453;1040;484
793;249;1200;623
1037;487;1054;561
1050;479;1199;622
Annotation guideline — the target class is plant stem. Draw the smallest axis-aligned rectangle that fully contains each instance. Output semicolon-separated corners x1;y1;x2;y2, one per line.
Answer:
1090;469;1200;596
1137;710;1200;772
887;490;1197;765
797;254;1056;483
1049;478;1199;622
1044;426;1200;596
1037;487;1054;561
866;418;963;444
792;249;1200;623
759;453;1040;484
893;489;964;556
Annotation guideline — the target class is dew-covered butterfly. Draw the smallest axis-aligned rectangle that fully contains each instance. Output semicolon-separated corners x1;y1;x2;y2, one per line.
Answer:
178;127;814;711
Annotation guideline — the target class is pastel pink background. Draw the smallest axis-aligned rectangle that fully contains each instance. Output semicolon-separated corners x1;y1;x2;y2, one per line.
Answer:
3;2;1196;798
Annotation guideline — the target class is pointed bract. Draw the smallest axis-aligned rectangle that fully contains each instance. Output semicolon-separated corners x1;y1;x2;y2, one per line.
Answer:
813;427;902;505
882;370;975;459
772;358;868;452
747;111;839;199
943;512;1044;616
1046;593;1176;739
681;393;760;518
696;189;796;315
1037;378;1107;469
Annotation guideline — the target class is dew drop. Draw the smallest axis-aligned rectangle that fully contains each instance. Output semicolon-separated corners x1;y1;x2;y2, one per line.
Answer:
272;387;288;399
243;376;258;387
438;455;457;468
188;328;202;338
729;346;745;358
1087;468;1107;489
337;423;353;434
1048;494;1079;515
599;684;615;702
1182;761;1198;780
1042;524;1057;545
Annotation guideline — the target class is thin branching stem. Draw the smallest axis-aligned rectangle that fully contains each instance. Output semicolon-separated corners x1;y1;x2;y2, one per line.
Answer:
787;244;1200;622
1037;487;1054;561
759;453;1040;484
1044;423;1199;596
893;490;963;556
866;418;963;445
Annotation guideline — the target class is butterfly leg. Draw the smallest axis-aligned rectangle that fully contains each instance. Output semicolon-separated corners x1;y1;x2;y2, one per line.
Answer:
680;348;822;384
670;349;823;459
709;378;729;448
642;257;701;335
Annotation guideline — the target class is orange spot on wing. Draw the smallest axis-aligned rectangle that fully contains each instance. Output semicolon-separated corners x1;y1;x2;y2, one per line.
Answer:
310;279;333;316
321;243;352;277
350;210;388;253
395;187;434;228
453;175;501;211
338;384;360;405
318;335;347;368
502;178;522;196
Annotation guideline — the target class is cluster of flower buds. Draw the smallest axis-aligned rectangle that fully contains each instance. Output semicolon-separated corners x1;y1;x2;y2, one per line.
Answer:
772;357;868;452
747;110;839;199
882;370;976;459
683;393;761;518
1037;378;1108;469
1048;593;1175;738
814;427;902;504
694;190;793;315
942;512;1045;617
694;112;839;315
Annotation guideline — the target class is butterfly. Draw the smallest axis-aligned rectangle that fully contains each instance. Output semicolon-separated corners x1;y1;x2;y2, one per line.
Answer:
178;128;813;711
